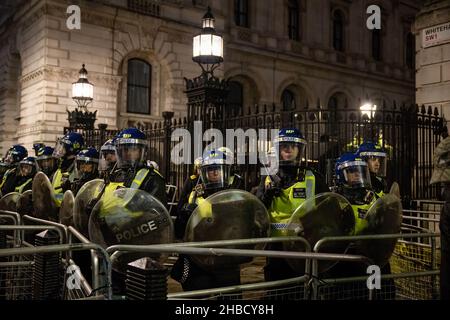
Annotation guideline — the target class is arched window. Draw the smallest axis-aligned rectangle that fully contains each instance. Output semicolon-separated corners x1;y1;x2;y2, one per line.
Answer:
406;32;414;69
288;0;299;41
127;59;151;114
372;29;382;61
332;10;344;52
234;0;249;28
281;89;296;110
227;81;244;114
327;92;347;137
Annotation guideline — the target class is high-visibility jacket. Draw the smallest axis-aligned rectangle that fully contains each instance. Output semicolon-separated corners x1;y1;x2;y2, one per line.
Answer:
265;170;316;237
14;178;32;194
52;166;76;206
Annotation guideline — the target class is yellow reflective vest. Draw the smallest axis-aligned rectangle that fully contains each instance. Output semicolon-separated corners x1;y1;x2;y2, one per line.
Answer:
14;178;32;194
351;192;377;235
99;168;155;217
265;170;316;237
52;167;76;206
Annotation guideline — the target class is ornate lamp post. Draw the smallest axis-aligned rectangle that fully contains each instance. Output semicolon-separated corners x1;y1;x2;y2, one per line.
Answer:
185;6;229;128
67;64;97;130
360;102;378;142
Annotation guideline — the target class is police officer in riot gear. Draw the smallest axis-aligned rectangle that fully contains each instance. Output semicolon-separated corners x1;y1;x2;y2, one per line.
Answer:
52;132;85;206
171;149;243;291
33;143;45;157
176;156;202;230
71;147;99;195
1;156;37;195
334;152;375;235
332;152;395;299
256;128;329;281
356;141;388;196
111;128;167;205
99;138;117;180
1;145;28;196
36;146;57;178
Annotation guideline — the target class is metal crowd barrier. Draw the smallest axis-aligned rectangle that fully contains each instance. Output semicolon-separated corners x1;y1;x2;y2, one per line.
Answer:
0;205;444;300
106;237;371;300
313;232;440;300
0;214;112;300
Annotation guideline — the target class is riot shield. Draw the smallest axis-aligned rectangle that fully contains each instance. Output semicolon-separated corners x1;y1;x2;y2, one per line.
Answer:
0;192;21;212
73;179;104;237
184;189;271;271
356;193;402;266
32;172;58;221
17;190;33;216
283;192;355;274
59;190;75;226
88;188;173;272
389;182;400;199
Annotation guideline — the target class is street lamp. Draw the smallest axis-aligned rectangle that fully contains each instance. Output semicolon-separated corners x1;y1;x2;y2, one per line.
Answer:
192;6;224;75
67;64;97;130
72;64;94;110
360;102;377;120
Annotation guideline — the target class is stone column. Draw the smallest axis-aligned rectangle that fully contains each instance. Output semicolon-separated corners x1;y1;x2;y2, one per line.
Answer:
415;0;450;133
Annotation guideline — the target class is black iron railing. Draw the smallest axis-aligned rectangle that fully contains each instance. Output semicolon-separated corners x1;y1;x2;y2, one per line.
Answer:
65;102;447;201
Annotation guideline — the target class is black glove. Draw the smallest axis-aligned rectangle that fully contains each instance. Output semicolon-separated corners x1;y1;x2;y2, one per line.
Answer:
261;183;282;207
174;203;197;239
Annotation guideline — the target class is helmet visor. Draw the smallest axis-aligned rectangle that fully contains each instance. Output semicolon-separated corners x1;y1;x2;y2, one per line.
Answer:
18;163;34;177
76;158;98;176
116;143;146;169
99;150;117;172
36;157;56;175
362;155;387;177
53;139;66;159
342;164;372;189
200;164;231;190
278;142;305;167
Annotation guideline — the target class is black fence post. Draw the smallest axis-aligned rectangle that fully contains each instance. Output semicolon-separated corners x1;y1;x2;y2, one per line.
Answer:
162;111;174;180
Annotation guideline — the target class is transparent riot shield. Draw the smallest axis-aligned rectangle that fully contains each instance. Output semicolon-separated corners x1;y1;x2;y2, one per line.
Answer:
59;190;75;226
17;190;33;216
89;188;173;272
283;192;355;274
32;172;58;221
0;192;21;212
356;193;402;266
185;189;271;271
73;179;104;237
389;182;400;199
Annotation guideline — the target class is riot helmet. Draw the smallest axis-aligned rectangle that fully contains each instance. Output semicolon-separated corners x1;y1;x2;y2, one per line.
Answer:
53;132;84;159
115;128;147;169
36;146;57;177
75;147;99;179
4;145;28;165
335;152;372;189
18;156;37;178
99;138;117;172
356;141;387;178
200;149;231;192
274;128;307;168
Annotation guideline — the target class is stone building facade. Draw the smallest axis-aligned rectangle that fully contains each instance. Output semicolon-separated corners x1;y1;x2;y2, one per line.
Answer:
0;0;421;154
415;0;450;133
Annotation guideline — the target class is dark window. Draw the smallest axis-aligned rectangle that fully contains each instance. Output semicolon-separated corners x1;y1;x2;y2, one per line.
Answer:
333;10;344;51
127;59;151;114
406;32;415;69
227;81;244;114
234;0;249;28
281;89;296;110
372;29;382;61
288;0;299;41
